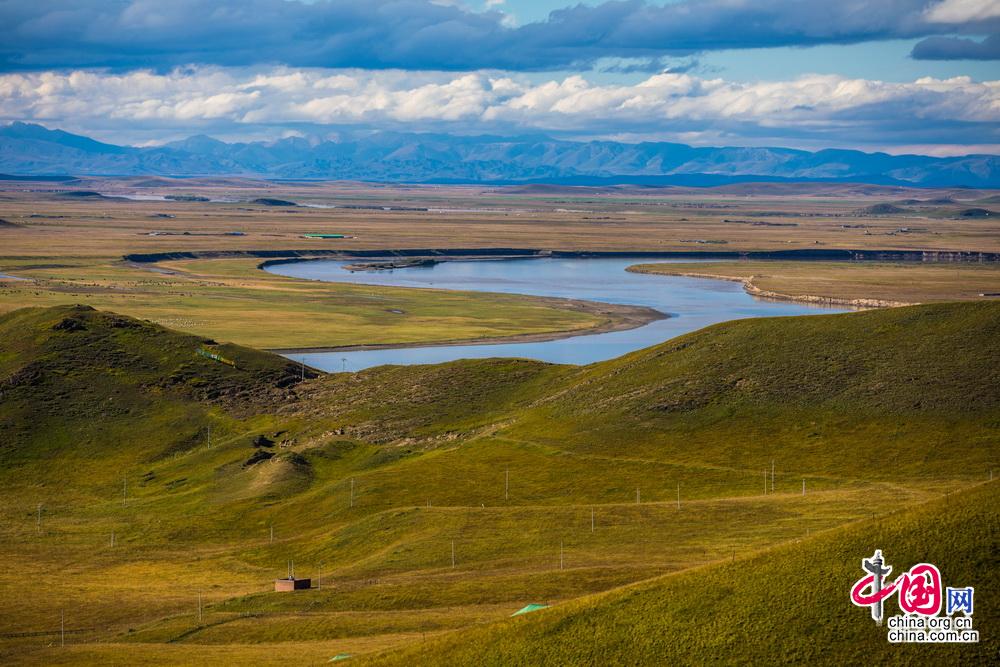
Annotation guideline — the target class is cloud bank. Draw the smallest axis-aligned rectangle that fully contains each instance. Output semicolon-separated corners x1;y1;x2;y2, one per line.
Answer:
911;34;1000;60
1;67;996;151
0;0;997;72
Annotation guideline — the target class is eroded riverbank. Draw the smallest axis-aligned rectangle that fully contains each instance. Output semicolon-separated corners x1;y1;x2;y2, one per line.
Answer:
626;259;1000;307
626;267;914;309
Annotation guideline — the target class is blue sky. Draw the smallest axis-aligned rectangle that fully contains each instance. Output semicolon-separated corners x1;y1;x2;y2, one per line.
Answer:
0;0;997;154
704;40;998;82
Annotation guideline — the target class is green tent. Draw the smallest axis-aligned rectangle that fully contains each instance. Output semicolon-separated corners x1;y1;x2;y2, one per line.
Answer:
329;653;352;661
511;603;550;616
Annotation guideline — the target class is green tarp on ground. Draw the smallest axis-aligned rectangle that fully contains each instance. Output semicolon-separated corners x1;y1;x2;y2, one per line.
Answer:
511;603;550;616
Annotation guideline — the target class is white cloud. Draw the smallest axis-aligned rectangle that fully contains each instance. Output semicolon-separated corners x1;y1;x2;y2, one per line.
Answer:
0;66;996;150
881;142;1000;156
925;0;1000;23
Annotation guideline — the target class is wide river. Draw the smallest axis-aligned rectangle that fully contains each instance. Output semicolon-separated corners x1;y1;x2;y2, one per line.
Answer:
265;257;848;372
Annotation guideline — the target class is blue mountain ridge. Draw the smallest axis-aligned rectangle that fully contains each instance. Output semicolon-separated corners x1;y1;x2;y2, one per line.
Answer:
1;123;996;187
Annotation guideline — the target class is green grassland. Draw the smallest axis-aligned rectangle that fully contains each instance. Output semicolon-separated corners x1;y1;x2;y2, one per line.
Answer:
0;257;631;350
367;480;998;666
0;302;997;664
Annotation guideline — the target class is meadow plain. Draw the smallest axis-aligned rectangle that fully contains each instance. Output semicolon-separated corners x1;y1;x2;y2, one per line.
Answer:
4;1;999;664
0;178;997;664
0;255;655;351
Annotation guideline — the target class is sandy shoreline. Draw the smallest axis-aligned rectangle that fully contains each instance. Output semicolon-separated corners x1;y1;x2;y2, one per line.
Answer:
625;266;915;309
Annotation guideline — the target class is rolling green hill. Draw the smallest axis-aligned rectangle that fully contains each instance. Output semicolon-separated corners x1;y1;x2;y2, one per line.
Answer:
0;304;314;492
503;300;1000;484
0;301;997;664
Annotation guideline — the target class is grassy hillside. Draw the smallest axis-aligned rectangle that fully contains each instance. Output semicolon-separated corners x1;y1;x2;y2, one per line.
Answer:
0;304;313;407
0;302;997;664
0;304;311;481
365;480;998;666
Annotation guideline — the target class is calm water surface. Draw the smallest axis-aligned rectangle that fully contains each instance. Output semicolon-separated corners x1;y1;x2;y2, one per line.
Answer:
265;257;848;371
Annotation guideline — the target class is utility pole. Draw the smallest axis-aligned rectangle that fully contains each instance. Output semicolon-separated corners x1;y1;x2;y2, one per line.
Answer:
36;503;42;534
111;531;115;547
636;487;640;504
802;478;806;496
270;523;274;543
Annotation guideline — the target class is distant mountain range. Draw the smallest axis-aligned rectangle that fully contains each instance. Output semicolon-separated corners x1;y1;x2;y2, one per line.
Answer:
1;122;997;187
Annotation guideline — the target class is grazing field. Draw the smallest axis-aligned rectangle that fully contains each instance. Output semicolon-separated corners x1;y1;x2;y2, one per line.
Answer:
1;179;998;663
0;301;996;664
629;260;1000;306
0;256;646;350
